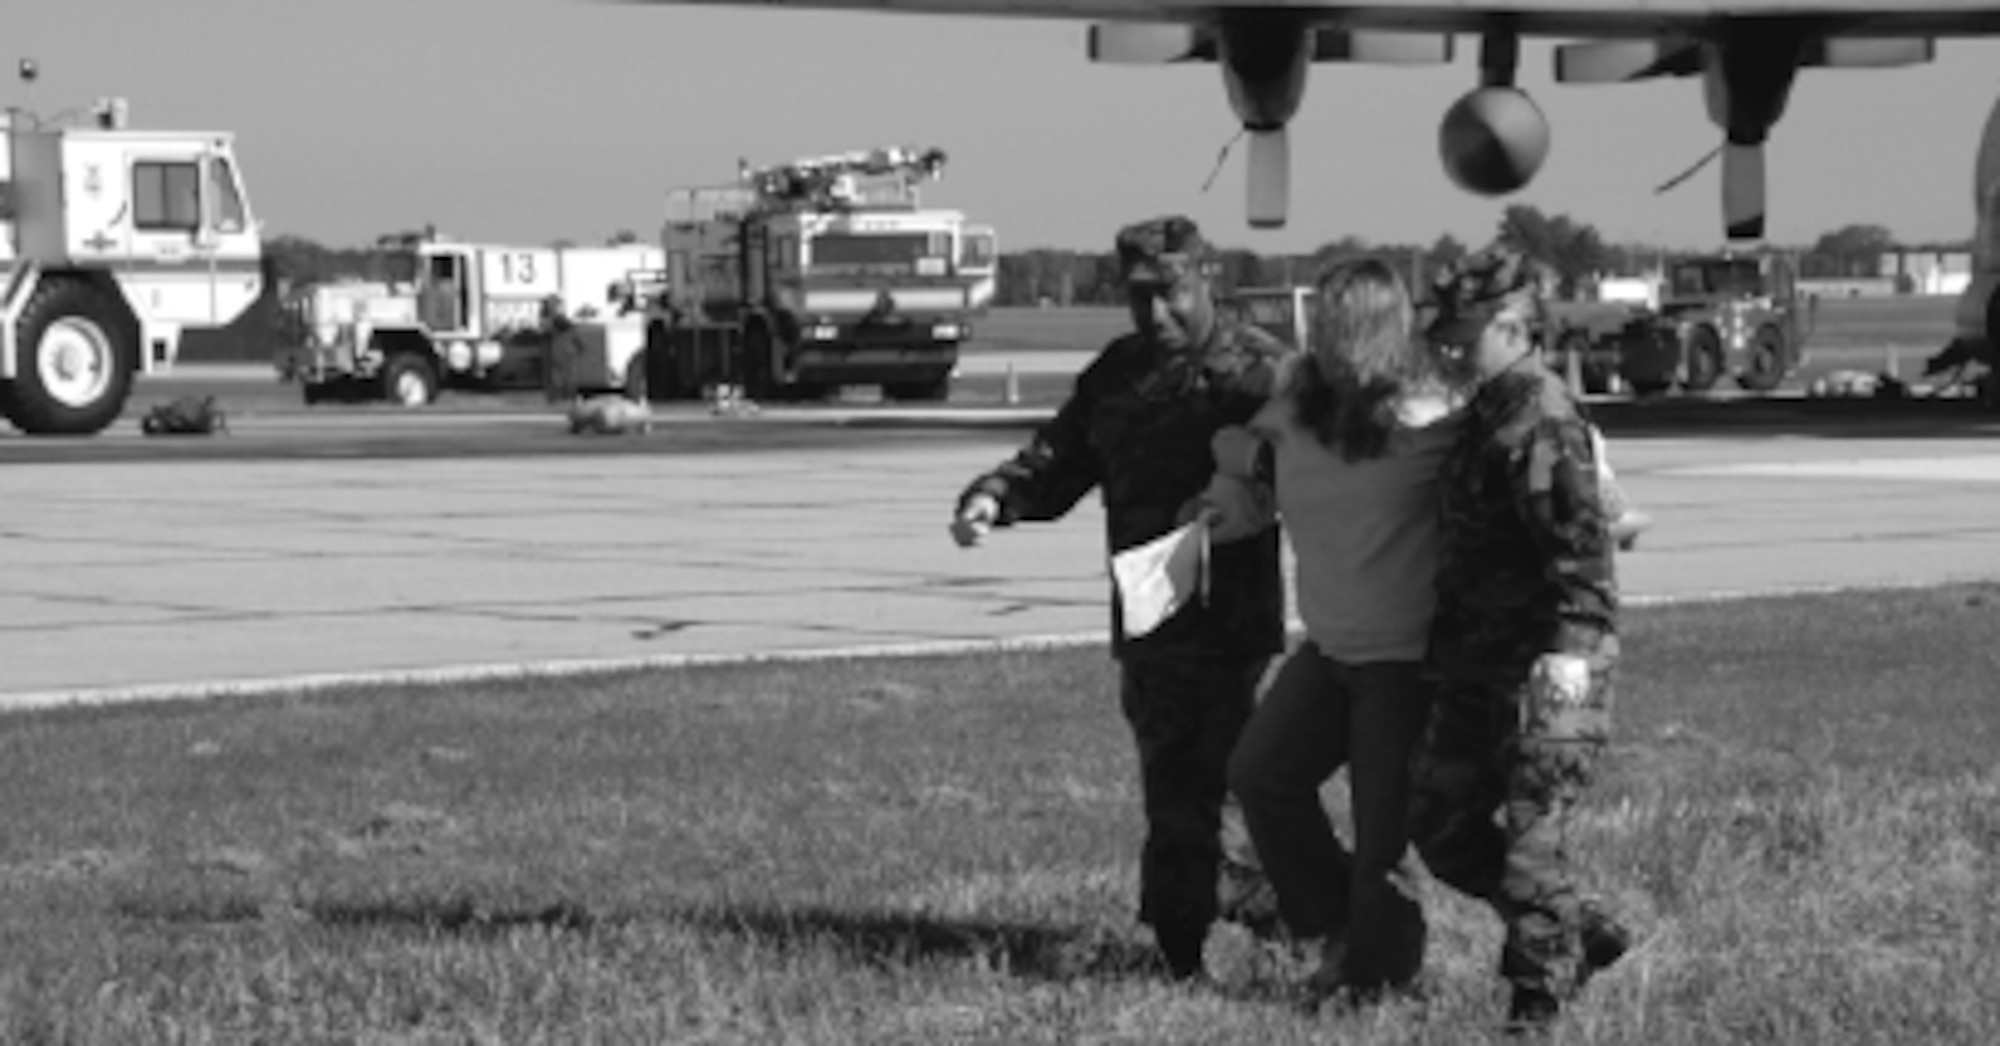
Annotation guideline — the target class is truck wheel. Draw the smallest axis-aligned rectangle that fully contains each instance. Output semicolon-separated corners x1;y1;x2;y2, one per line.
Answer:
381;353;439;407
1738;325;1788;393
1683;326;1724;393
5;279;136;436
1553;331;1612;395
742;322;777;401
643;322;687;402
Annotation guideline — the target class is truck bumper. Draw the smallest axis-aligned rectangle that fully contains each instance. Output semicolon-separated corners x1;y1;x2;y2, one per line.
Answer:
789;341;958;386
292;341;372;385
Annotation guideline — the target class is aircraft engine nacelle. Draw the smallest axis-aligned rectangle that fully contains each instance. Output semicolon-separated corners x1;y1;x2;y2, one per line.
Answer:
1217;12;1314;229
1556;28;1935;241
1086;18;1452;230
1439;86;1550;195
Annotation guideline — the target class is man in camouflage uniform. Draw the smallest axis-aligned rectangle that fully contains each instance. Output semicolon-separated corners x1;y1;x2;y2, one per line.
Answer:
950;216;1291;980
1408;245;1634;1033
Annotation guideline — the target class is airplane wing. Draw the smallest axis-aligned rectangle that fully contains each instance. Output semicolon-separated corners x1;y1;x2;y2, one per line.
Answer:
627;0;2000;239
644;0;2000;36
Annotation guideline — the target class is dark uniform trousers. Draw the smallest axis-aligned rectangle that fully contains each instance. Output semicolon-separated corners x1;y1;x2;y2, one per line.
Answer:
1119;653;1269;933
1408;669;1614;995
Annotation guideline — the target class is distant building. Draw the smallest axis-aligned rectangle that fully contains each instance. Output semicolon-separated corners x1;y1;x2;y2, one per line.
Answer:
1878;249;1972;295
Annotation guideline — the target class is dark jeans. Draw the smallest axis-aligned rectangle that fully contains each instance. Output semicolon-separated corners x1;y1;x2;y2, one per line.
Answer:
1227;644;1433;986
1118;654;1267;933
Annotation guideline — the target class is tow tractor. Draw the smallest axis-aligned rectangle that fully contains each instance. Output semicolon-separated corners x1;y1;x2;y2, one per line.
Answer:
1548;251;1813;396
580;146;997;403
2;87;264;434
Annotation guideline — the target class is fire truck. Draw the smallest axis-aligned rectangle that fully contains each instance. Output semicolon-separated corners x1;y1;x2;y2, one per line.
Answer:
286;235;663;405
2;95;263;434
616;146;996;403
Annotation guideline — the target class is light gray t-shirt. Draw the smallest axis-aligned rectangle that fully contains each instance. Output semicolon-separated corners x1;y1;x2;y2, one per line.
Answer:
1250;376;1463;664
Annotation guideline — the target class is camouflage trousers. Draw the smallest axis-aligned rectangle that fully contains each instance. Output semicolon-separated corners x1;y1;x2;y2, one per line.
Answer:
1408;670;1614;996
1117;654;1268;934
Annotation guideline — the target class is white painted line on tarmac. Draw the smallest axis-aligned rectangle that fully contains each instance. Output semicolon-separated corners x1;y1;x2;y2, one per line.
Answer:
1672;455;2000;483
6;574;1994;716
0;632;1110;715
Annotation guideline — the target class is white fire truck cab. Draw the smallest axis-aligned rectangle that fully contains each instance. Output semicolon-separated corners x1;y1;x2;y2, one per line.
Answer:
617;146;996;403
1;99;262;435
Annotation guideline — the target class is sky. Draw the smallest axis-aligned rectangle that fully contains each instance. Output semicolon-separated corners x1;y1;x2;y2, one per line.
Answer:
11;0;2000;254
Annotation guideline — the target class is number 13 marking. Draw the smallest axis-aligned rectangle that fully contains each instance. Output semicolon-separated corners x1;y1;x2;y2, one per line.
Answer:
501;253;538;284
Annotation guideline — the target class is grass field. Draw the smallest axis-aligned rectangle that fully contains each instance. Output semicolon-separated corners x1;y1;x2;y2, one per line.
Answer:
2;583;1996;1043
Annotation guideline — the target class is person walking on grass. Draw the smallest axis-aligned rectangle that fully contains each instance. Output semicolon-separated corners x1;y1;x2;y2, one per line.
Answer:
948;215;1291;982
1408;244;1636;1036
1195;256;1462;1006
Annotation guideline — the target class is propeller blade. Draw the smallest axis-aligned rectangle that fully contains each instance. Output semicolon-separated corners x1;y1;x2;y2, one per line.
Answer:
1246;127;1290;229
1316;30;1452;64
1553;39;1700;83
1088;23;1205;64
1804;37;1935;68
1722;140;1766;241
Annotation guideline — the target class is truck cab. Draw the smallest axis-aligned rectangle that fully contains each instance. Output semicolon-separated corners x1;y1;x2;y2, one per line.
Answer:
1638;251;1810;394
2;100;263;434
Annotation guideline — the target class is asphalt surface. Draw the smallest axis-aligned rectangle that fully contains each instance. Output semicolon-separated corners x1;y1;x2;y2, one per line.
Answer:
2;360;1997;710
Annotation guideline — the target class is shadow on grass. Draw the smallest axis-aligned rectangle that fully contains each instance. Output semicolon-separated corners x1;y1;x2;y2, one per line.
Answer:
115;893;598;939
671;902;1164;984
112;891;1159;983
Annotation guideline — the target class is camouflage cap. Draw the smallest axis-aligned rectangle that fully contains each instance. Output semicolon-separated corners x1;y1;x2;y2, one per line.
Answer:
1115;215;1210;285
1426;244;1550;346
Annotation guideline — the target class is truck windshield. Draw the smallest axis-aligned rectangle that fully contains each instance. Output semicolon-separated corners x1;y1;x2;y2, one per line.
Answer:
1672;259;1764;298
960;229;996;273
810;232;943;276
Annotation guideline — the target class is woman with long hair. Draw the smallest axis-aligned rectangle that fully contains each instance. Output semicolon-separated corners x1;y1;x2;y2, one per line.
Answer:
1208;256;1463;1000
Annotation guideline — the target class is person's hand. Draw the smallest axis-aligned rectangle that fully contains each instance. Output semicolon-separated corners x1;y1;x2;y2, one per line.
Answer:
1175;496;1223;528
1523;652;1598;742
951;493;1000;548
1529;654;1590;708
1194;473;1274;543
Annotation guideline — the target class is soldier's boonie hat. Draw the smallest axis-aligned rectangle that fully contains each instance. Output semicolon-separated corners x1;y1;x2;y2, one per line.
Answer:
1116;215;1209;285
1426;244;1547;346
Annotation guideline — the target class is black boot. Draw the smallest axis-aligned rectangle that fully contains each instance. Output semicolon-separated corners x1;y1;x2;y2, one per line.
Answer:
1155;923;1209;982
1505;986;1562;1037
1579;902;1634;988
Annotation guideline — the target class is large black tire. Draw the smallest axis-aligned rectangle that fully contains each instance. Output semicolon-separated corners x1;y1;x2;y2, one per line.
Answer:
1553;331;1614;395
1683;325;1724;393
380;353;439;407
5;279;136;436
643;321;689;403
742;322;777;401
1738;324;1788;392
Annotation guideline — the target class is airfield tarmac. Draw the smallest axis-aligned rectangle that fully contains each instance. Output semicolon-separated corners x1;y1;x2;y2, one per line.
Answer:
2;366;1998;709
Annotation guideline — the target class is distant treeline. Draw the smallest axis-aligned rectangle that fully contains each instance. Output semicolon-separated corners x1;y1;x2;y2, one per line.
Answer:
177;214;1971;362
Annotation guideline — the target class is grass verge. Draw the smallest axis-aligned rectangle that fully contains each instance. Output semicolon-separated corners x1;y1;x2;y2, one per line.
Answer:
1;583;1995;1043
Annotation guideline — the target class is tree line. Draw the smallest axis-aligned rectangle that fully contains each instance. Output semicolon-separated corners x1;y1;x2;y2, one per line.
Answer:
174;212;1959;363
993;211;1968;307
